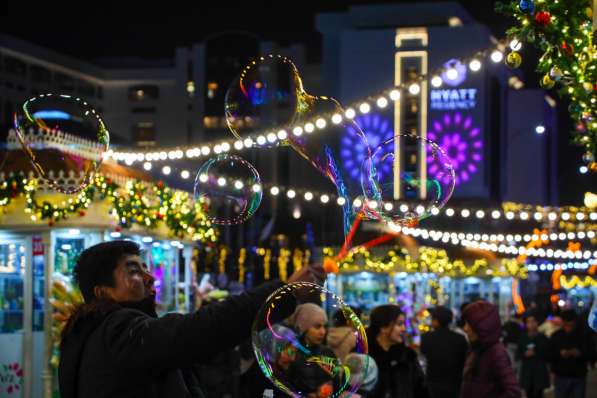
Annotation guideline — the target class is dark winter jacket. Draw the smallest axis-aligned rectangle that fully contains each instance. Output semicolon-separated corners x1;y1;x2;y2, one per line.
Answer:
516;332;550;392
461;301;521;398
549;325;596;378
288;340;340;396
367;330;429;398
420;327;468;397
59;281;282;398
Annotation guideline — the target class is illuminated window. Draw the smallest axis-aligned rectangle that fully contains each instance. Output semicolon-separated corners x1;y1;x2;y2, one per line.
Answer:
207;82;218;99
129;85;159;101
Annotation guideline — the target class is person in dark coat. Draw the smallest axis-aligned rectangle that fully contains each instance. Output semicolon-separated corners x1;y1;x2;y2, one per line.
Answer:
461;301;521;398
516;311;550;398
366;304;429;398
286;303;341;398
420;306;468;398
58;240;324;398
548;309;596;398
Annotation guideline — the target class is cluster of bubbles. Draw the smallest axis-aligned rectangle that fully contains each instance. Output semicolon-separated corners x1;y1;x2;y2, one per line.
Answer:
252;282;369;397
8;55;457;397
213;54;455;230
10;55;455;231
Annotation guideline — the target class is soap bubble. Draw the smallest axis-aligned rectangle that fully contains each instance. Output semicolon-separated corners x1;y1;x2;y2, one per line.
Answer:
252;282;369;397
193;154;262;225
361;134;455;226
13;94;109;194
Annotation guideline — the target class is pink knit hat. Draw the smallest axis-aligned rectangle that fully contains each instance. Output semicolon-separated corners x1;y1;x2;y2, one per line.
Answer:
291;303;328;334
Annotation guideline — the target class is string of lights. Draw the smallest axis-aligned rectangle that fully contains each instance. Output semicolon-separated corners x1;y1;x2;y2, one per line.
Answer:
526;261;596;272
154;167;597;223
387;223;596;261
106;39;516;165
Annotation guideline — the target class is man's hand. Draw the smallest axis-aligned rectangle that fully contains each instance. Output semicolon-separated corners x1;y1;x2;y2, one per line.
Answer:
287;264;326;285
560;349;570;358
569;348;581;358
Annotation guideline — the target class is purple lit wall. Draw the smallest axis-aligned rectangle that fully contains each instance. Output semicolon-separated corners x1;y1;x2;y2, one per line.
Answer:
341;113;394;182
427;112;483;185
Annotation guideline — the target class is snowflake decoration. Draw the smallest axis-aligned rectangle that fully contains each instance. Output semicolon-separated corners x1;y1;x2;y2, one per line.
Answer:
340;113;394;182
427;112;482;185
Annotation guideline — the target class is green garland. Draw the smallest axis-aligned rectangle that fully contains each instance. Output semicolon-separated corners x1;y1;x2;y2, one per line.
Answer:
497;0;597;166
0;174;217;242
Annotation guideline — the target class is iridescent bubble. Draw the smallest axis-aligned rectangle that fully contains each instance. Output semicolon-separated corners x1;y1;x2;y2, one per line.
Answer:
225;54;304;143
13;94;109;194
193;154;262;225
252;282;369;397
286;95;373;235
361;134;455;226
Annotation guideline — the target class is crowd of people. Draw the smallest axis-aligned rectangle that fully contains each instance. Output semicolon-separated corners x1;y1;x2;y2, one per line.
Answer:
235;302;597;398
58;241;597;398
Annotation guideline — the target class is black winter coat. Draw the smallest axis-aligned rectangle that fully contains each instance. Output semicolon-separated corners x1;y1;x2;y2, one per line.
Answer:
59;281;282;398
367;331;429;398
420;327;468;397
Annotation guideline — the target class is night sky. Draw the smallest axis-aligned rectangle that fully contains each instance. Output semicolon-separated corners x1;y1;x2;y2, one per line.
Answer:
2;0;508;62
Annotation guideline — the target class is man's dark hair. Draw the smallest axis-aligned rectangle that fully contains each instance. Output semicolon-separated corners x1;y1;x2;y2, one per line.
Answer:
73;240;141;302
560;309;578;323
430;306;453;328
368;304;403;338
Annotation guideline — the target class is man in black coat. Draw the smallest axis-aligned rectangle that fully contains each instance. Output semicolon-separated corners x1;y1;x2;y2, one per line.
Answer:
420;306;469;398
58;240;324;398
549;309;596;398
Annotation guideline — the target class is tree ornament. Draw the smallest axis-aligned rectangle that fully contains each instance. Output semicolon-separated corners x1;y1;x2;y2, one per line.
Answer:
583;151;595;163
540;74;555;89
534;11;551;27
582;82;593;93
519;0;534;14
569;103;582;114
505;51;522;68
549;66;563;81
561;41;574;57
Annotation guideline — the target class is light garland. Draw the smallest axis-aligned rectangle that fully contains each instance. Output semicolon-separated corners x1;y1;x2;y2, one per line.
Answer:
107;40;514;166
560;275;597;289
387;223;596;261
149;172;597;224
527;260;596;272
323;245;527;278
0;174;217;242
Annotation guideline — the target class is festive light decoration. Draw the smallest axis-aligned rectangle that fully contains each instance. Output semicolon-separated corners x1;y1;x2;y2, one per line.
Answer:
526;260;595;272
427;112;483;185
323;245;527;278
497;0;597;166
0;174;217;242
560;275;597;289
340;113;394;182
389;223;596;260
106;39;515;166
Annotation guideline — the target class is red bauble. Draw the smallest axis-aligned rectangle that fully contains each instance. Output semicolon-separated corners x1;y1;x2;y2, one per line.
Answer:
115;226;122;232
78;210;86;217
561;41;574;57
157;213;164;220
48;220;55;227
535;11;551;26
11;181;17;190
157;181;165;189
